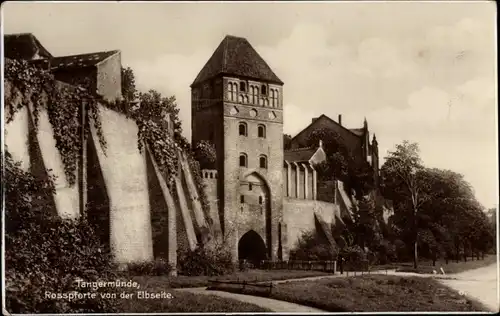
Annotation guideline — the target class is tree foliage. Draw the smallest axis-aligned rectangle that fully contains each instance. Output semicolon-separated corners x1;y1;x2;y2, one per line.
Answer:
121;66;137;103
380;140;495;265
4;150;118;313
306;128;374;198
193;140;217;169
4;59;106;186
283;133;292;150
289;229;338;261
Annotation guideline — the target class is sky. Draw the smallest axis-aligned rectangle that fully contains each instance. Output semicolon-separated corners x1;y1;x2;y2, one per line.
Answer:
2;1;497;209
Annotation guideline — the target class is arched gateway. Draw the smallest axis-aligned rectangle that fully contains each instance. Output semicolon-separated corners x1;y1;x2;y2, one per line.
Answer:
238;230;267;265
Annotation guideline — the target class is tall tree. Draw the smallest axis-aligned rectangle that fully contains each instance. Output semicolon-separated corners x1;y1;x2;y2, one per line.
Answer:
121;66;137;103
381;141;430;268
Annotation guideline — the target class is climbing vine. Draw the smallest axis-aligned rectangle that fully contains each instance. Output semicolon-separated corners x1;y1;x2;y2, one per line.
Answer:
4;59;106;186
136;119;180;185
104;86;212;221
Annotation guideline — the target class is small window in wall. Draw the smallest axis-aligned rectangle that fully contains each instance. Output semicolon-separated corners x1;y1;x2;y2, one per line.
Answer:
240;195;245;203
261;85;267;95
240;81;246;93
249;183;253;191
259;155;267;169
239;122;247;136
258;124;266;138
259;196;263;205
239;153;248;167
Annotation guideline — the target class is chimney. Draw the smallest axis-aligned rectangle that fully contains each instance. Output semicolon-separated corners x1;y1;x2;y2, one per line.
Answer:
338;114;342;126
311;117;318;124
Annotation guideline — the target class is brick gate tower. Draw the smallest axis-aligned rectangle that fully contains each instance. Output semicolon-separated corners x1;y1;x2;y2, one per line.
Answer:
191;35;285;262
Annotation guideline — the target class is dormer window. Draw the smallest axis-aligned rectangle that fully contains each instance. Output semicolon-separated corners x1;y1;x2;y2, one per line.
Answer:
240;81;246;93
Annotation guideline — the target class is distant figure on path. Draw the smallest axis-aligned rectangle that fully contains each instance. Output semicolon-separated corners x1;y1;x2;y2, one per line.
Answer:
338;254;344;274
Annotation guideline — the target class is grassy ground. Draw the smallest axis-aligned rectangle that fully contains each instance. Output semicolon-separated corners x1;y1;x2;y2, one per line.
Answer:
208;275;489;312
113;269;329;312
126;269;331;289
117;289;271;312
374;254;497;274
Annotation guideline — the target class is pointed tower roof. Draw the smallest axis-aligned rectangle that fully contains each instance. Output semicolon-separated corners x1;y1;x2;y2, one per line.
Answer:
191;35;283;86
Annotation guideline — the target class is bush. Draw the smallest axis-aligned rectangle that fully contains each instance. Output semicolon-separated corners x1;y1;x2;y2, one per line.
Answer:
193;140;217;170
126;258;173;276
290;229;338;261
5;151;118;313
375;240;397;264
341;245;365;263
178;244;234;276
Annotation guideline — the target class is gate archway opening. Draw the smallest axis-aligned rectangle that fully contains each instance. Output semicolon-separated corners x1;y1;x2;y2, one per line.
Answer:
238;230;267;266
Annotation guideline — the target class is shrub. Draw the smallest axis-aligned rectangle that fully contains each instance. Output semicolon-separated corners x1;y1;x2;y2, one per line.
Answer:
126;258;173;276
341;245;365;263
178;244;234;276
5;151;118;313
193;140;217;170
239;259;253;272
290;229;338;261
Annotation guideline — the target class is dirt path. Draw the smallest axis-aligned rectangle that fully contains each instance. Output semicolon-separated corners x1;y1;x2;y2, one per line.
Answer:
176;264;498;312
438;263;498;312
176;287;326;312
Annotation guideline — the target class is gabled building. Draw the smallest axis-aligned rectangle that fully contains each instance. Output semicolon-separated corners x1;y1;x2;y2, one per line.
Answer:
4;33;122;102
288;113;380;188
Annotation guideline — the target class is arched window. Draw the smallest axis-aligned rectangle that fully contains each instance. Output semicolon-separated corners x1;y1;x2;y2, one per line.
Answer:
227;82;233;101
232;83;238;101
251;86;258;104
258;124;266;138
240;195;245;203
239;153;248;167
261;85;267;95
209;173;213;179
259;155;267;169
259;196;263;205
204;172;208;178
240;81;246;92
249;183;253;191
239;122;247;136
270;89;278;107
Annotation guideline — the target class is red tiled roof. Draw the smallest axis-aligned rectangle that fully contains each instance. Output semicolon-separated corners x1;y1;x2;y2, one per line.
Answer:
284;147;318;163
51;50;119;70
192;35;283;86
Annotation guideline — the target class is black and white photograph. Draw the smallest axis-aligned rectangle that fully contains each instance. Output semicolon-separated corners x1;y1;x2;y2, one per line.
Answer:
2;1;498;314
